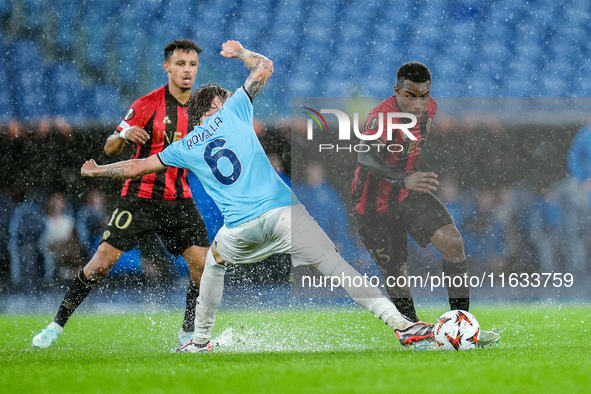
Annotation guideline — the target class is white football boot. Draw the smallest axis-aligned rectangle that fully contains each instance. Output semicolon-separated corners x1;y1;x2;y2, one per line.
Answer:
177;329;193;348
477;330;501;348
32;322;63;349
175;339;211;353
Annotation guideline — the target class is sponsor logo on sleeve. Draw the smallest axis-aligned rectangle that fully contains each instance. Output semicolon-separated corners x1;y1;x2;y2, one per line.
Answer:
124;108;135;121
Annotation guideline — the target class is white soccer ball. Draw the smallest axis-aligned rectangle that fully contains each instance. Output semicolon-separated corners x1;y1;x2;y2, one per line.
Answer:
434;310;480;350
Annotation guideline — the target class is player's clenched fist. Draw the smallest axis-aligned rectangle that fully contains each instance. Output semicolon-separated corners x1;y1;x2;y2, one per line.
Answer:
81;159;98;177
220;40;244;58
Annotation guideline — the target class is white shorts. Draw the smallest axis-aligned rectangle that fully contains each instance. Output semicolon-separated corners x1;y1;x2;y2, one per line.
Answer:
214;204;337;266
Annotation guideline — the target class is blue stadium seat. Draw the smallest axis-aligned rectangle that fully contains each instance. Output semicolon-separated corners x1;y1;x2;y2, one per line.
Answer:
235;0;272;29
0;55;13;122
45;63;84;121
82;0;118;70
465;74;494;96
0;0;11;18
571;63;591;96
119;0;163;22
269;0;303;44
6;39;50;120
159;0;196;38
324;79;346;97
228;0;271;40
8;39;41;67
190;3;225;52
289;66;315;97
54;0;79;52
84;25;109;70
115;16;145;88
84;84;122;124
22;0;45;32
504;64;535;97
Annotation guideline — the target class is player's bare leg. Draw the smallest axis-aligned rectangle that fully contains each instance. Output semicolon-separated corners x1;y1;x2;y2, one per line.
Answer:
82;242;125;280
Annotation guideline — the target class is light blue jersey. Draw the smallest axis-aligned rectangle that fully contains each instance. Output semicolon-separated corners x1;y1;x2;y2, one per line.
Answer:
158;87;295;228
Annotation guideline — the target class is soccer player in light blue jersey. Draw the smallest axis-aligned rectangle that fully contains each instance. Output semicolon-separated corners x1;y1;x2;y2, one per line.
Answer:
80;40;435;352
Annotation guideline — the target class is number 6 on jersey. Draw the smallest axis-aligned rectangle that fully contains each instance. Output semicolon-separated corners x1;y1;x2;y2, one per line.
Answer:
204;138;242;185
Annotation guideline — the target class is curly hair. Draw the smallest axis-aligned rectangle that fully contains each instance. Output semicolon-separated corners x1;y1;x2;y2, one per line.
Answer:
396;62;431;85
187;83;231;129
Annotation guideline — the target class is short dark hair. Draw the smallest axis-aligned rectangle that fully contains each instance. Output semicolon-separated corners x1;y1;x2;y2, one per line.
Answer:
396;62;431;86
164;39;202;61
188;83;231;128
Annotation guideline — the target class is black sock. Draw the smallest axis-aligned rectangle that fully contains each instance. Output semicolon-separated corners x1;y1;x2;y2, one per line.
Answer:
181;281;199;332
443;259;470;311
382;261;419;322
54;269;97;327
391;297;419;322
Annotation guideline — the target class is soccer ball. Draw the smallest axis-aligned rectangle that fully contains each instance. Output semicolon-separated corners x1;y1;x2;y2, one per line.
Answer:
434;310;480;351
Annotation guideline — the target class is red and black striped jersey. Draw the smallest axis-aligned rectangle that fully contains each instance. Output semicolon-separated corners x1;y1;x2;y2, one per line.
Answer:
352;95;437;215
116;85;192;201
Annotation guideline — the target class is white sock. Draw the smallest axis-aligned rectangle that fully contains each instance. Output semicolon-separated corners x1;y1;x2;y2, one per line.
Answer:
48;321;64;334
193;250;226;344
316;253;410;329
385;314;413;331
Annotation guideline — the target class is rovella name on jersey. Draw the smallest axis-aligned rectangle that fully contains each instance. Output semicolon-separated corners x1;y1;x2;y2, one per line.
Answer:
186;116;224;149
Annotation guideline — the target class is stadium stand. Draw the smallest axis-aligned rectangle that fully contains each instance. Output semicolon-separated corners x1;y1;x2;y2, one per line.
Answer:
0;46;14;122
6;39;50;120
45;62;84;121
0;0;590;123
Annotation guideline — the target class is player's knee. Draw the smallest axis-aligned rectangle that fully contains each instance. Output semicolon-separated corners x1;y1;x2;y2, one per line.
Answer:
183;246;207;269
450;234;464;253
444;234;465;260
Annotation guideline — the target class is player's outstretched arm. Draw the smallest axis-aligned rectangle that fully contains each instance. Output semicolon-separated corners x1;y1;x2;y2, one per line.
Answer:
81;155;166;179
220;40;273;99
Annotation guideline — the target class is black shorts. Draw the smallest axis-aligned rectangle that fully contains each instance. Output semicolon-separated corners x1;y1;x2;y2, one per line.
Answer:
100;197;210;257
356;191;454;264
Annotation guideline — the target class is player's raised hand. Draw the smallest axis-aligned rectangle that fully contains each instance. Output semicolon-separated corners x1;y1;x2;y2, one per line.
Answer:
220;40;244;58
404;171;439;193
81;159;98;177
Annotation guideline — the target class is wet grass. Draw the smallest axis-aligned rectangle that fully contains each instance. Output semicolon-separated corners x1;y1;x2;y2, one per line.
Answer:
1;303;589;393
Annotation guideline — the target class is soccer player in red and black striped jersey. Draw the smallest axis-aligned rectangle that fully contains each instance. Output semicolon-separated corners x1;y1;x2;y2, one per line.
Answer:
353;62;467;320
352;62;499;346
33;39;210;349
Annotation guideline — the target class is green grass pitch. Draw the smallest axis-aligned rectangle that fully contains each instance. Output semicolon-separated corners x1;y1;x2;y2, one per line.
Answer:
1;303;589;393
